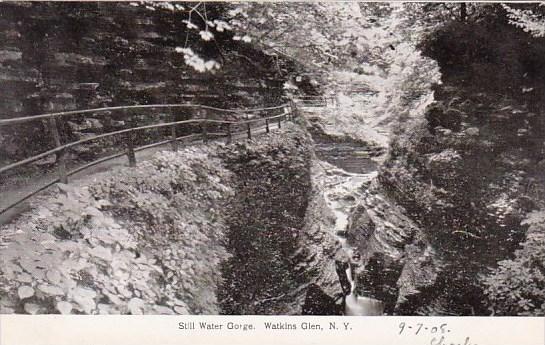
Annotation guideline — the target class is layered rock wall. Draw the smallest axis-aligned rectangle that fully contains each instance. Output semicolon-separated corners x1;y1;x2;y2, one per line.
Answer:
0;2;287;163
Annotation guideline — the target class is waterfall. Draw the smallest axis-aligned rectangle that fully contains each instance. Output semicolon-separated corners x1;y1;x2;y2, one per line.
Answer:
313;156;384;316
344;264;384;316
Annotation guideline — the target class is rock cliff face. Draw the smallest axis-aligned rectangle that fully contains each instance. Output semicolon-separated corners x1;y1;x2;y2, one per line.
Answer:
0;2;288;164
218;124;344;315
348;16;545;315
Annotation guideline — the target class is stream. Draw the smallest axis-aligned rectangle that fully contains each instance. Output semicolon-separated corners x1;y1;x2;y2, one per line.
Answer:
312;136;386;315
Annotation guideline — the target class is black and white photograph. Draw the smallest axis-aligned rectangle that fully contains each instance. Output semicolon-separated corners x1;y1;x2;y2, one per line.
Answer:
0;1;544;322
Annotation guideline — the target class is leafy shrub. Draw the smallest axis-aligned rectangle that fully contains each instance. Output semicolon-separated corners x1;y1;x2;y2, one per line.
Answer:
0;145;233;314
482;210;545;316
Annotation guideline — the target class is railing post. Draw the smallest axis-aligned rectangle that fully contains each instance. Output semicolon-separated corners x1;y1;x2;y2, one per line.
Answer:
126;129;136;167
289;100;297;121
265;118;270;133
125;109;136;167
227;123;232;144
48;117;68;184
278;116;282;129
202;119;208;143
169;108;178;152
247;122;251;139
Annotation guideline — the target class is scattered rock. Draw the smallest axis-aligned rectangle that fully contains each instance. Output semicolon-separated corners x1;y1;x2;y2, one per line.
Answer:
17;286;34;299
24;303;40;315
127;298;145;315
56;301;73;315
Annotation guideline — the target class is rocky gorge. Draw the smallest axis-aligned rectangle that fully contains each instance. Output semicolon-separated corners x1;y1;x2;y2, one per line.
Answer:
345;12;545;316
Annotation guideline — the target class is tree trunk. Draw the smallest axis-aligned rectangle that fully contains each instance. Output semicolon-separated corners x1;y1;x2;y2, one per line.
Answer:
460;3;467;22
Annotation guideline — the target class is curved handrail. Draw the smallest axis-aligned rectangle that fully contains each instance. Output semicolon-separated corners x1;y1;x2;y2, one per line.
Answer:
0;101;296;216
0;111;290;175
0;119;204;174
0;103;289;126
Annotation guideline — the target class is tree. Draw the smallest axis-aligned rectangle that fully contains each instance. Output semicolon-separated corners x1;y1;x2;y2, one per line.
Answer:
130;1;231;72
482;211;545;316
502;3;545;38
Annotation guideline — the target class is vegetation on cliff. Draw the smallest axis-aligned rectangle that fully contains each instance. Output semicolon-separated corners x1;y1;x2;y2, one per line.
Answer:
1;145;233;314
349;3;545;316
218;124;314;314
1;124;337;315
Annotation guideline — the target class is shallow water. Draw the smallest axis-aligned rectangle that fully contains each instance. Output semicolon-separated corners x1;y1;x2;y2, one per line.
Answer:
344;265;384;316
314;142;379;174
312;135;386;315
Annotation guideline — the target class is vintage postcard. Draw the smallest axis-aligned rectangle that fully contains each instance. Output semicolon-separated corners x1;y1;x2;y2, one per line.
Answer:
0;1;544;344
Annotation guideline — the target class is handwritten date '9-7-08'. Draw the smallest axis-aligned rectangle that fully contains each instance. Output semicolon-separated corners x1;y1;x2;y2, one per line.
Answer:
399;323;478;345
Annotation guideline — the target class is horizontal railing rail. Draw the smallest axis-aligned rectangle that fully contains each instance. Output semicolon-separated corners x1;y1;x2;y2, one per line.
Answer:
293;96;333;108
0;103;289;126
0;100;298;216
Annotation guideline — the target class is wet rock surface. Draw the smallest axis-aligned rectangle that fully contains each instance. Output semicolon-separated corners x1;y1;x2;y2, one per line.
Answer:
305;118;389;315
347;180;443;315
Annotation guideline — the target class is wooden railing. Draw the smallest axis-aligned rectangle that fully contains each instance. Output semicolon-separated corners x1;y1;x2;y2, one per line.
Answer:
293;95;335;108
0;100;299;215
